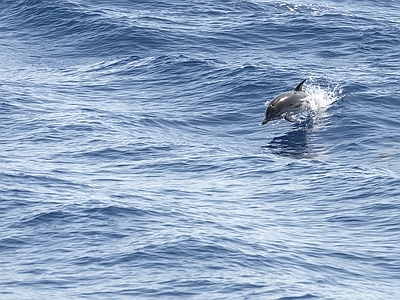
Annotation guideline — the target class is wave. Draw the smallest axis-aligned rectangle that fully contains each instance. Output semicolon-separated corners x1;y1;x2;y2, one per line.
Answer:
0;0;172;59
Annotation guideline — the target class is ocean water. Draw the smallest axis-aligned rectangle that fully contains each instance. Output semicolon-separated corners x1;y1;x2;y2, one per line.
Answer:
1;0;400;298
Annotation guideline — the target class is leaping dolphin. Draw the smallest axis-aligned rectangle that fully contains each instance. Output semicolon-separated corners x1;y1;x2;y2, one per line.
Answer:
262;79;308;125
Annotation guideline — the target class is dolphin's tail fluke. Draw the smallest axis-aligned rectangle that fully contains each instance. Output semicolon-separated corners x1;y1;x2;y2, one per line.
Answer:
294;79;306;92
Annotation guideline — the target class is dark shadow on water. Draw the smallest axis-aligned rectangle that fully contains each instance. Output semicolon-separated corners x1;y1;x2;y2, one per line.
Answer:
262;118;313;159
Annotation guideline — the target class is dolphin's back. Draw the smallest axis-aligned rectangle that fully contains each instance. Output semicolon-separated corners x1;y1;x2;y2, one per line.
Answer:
268;90;307;116
272;90;306;107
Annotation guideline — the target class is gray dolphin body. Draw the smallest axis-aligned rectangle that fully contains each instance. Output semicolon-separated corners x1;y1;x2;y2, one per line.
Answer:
262;79;308;125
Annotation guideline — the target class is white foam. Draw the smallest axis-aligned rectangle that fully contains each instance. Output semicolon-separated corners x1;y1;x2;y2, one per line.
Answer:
304;78;343;113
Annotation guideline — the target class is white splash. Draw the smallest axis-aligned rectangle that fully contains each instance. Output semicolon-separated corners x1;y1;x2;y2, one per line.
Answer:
304;78;343;113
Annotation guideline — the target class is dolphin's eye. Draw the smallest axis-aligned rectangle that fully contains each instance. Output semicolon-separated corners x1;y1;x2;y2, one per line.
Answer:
271;104;275;106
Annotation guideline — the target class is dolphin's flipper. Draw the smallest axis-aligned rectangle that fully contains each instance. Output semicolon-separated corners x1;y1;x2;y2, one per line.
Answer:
284;115;297;122
294;79;306;92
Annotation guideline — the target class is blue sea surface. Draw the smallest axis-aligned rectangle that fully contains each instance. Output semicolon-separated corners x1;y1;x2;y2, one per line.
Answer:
1;0;400;299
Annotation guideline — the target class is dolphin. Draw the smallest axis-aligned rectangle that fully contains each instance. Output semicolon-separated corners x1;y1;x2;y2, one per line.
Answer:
262;79;308;125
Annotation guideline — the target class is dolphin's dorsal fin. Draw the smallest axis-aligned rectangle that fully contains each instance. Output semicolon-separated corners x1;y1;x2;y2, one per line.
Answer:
294;79;306;92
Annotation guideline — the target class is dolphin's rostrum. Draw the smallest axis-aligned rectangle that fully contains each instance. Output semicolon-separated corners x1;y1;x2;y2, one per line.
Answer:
262;79;308;125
